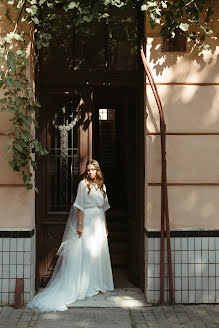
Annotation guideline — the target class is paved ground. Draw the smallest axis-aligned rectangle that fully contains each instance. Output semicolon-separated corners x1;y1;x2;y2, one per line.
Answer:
1;305;219;328
130;305;219;328
0;288;219;327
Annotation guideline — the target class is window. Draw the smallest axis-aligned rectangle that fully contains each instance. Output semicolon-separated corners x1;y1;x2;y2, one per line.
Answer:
99;108;108;120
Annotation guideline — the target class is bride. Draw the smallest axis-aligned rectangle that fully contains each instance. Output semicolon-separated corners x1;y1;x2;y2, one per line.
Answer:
27;159;114;312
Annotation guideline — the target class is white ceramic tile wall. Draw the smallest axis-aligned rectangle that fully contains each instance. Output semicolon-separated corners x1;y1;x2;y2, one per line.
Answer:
0;233;35;306
145;235;219;304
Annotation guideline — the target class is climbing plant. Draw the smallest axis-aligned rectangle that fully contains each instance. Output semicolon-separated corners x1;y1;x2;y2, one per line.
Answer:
0;0;215;190
141;0;215;49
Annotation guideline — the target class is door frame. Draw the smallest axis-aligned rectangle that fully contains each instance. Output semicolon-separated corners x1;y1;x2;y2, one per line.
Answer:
35;71;145;289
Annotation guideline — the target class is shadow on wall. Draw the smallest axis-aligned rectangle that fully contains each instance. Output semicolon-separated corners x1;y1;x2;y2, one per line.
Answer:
145;36;219;133
145;34;219;231
148;37;218;77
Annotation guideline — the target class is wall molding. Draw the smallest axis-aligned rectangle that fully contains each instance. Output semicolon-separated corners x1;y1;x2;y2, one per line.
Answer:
0;229;34;238
145;228;219;238
146;82;219;86
147;183;219;186
146;132;219;135
0;184;25;187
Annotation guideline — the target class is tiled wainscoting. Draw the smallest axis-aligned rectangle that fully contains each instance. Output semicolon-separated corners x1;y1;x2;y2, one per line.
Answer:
0;229;35;306
145;230;219;304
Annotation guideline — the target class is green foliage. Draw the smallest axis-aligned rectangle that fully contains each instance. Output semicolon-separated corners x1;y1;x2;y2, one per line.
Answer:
141;0;214;50
0;0;215;190
0;31;48;191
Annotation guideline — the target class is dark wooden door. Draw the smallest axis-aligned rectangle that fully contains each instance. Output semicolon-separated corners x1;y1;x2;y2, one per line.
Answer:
35;88;93;288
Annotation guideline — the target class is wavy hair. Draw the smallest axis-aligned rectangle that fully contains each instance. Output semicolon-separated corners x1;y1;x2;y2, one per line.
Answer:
84;159;106;198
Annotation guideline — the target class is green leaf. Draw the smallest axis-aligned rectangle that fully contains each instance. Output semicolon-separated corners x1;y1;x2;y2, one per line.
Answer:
47;2;54;8
18;139;27;148
200;25;213;36
32;17;40;24
42;33;52;40
189;31;196;40
83;16;92;23
21;15;28;22
14;80;20;88
6;77;15;87
9;160;17;170
203;44;210;50
22;170;27;183
161;1;167;8
7;51;16;72
141;4;148;11
35;102;41;108
25;117;32;125
21;133;28;142
31;160;37;170
155;18;161;24
155;7;161;15
27;183;33;190
26;5;38;15
14;143;23;152
179;23;189;32
0;98;7;104
68;1;78;9
39;0;46;5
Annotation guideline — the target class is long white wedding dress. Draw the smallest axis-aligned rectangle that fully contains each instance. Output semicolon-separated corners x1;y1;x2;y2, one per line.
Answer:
27;180;114;312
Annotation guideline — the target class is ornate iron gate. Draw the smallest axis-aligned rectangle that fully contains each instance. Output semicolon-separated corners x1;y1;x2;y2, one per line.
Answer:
36;89;90;287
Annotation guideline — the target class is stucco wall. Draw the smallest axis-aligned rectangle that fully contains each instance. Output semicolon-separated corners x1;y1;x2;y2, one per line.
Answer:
0;3;35;230
145;6;219;231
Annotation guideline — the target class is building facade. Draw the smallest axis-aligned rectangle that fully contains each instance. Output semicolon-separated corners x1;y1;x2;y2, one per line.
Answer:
145;5;219;303
0;2;219;305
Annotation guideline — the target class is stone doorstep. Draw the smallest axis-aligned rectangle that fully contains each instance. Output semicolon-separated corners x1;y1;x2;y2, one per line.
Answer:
67;288;147;308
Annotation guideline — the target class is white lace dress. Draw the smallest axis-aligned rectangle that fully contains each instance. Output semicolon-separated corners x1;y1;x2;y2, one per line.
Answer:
27;180;114;312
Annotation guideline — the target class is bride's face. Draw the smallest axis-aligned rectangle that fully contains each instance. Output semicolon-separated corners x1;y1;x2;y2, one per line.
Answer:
87;164;97;180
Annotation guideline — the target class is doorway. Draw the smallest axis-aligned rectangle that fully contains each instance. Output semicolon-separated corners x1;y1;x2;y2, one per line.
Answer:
35;76;145;290
93;86;138;287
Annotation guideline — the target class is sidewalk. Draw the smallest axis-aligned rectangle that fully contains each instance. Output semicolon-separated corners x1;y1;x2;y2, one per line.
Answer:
0;288;219;328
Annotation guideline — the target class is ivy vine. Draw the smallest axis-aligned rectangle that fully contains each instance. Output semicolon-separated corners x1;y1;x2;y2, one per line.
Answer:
0;0;215;190
0;29;48;191
141;0;215;49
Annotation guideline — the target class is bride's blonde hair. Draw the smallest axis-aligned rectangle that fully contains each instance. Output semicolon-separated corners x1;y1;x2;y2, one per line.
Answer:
84;159;106;198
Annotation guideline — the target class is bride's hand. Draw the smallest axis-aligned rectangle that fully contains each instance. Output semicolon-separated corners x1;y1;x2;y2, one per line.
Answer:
106;227;108;237
77;224;83;238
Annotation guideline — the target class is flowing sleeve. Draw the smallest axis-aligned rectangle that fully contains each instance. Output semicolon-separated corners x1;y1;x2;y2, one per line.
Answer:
103;184;110;212
73;180;86;211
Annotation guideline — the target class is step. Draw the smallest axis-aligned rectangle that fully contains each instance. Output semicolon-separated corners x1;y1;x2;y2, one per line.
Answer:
108;231;128;242
109;241;128;254
107;221;128;232
110;253;128;268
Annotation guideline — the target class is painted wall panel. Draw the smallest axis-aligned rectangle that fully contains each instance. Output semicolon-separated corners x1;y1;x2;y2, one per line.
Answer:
146;85;219;133
146;37;219;84
146;185;219;230
0;187;35;229
0;136;23;184
147;135;219;183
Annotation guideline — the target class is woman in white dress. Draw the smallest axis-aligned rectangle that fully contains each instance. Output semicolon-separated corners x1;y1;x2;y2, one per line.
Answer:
27;159;114;312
